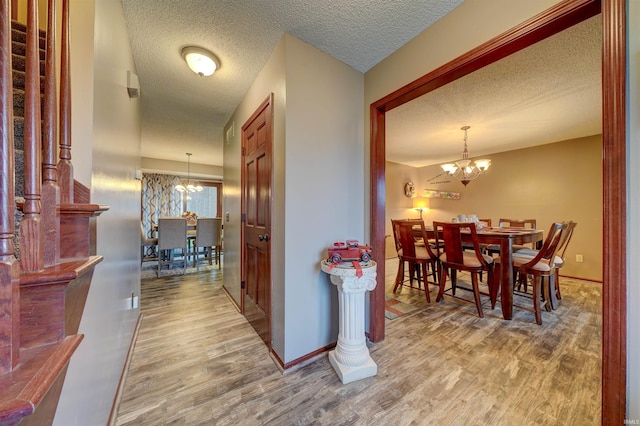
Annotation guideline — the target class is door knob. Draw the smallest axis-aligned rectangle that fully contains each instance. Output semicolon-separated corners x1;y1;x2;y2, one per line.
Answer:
258;234;270;242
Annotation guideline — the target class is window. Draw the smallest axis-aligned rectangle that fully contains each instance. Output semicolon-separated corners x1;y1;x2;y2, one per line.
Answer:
185;182;222;218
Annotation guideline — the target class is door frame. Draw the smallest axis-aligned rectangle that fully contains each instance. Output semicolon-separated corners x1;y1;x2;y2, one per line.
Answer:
368;0;626;423
240;94;274;346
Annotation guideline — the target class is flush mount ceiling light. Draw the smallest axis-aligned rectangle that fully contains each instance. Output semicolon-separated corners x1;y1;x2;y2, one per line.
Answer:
181;46;220;77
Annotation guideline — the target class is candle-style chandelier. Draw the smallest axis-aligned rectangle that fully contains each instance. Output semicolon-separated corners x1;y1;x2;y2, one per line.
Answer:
440;126;491;186
175;152;203;193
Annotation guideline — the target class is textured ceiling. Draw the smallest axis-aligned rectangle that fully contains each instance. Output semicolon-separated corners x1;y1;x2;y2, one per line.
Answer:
122;2;601;172
121;0;464;169
386;14;602;167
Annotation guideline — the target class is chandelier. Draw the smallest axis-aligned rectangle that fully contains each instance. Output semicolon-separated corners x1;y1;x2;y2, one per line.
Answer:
441;126;491;186
175;153;203;193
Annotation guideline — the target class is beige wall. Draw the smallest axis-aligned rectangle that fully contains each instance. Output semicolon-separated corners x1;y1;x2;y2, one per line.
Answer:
141;156;223;180
364;0;561;237
224;34;287;355
54;0;142;424
386;135;602;281
223;33;364;363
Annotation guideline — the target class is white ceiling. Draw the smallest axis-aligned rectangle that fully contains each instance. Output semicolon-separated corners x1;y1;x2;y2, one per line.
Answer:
121;2;601;171
121;0;464;168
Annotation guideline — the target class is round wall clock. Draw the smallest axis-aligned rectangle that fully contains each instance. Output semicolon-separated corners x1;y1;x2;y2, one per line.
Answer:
404;182;415;198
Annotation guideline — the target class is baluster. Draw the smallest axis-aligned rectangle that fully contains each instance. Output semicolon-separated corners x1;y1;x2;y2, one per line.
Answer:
20;0;44;272
57;0;73;203
42;0;60;266
0;0;20;373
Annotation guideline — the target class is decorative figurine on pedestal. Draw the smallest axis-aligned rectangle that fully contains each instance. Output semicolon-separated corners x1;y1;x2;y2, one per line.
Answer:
325;240;372;277
321;240;377;384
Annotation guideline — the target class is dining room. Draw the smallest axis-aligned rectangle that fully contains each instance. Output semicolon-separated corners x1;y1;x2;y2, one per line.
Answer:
384;132;602;283
139;156;224;278
379;11;603;421
383;11;602;288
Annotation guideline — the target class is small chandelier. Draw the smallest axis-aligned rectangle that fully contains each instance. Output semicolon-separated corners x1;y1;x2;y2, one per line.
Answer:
441;126;491;186
175;153;203;193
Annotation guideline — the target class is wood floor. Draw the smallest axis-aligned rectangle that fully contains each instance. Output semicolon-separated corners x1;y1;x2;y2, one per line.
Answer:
114;258;601;425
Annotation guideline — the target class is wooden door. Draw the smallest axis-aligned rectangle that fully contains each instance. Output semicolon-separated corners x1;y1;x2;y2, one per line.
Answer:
241;94;272;347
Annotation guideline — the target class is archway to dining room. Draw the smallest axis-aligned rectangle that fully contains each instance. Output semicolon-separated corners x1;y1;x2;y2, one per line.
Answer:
368;0;626;424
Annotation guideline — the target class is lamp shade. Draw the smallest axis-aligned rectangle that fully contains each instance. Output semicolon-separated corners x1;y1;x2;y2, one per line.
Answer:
181;46;220;77
412;197;430;210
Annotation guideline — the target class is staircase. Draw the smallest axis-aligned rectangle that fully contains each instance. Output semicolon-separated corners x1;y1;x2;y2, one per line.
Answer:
10;19;44;259
0;2;107;425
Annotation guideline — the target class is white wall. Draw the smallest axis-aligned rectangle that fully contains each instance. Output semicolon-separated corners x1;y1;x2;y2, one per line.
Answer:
628;0;639;419
54;0;142;424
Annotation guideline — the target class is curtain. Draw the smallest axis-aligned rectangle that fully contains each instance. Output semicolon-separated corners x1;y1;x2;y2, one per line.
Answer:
141;173;183;237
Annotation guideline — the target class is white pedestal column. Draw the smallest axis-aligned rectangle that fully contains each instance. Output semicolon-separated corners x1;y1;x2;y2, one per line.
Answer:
321;260;377;384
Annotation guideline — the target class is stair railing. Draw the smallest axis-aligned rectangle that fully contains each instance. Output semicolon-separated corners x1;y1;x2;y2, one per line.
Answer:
57;0;73;203
42;0;60;267
0;0;20;374
1;0;108;421
20;0;43;273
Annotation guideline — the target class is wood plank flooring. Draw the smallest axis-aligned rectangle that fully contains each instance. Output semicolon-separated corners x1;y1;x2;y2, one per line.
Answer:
115;259;601;425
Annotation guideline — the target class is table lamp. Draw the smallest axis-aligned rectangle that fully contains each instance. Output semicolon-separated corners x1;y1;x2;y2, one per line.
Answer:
412;197;430;219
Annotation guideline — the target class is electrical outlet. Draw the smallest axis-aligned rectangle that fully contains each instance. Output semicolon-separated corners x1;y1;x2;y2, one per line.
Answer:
576;254;584;263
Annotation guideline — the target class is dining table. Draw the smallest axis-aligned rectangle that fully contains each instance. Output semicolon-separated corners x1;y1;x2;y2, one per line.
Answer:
414;225;543;319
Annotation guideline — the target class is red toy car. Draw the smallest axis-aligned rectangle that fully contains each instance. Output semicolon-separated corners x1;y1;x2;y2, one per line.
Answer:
327;240;372;264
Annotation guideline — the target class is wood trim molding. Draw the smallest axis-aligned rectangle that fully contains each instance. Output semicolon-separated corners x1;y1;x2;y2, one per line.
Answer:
601;0;627;424
107;313;143;426
369;0;625;421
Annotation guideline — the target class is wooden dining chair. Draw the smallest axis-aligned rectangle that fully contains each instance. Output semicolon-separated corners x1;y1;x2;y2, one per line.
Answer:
191;218;223;271
463;218;492;282
157;217;188;276
391;219;439;302
486;218;537;256
498;218;536;229
140;221;158;264
514;221;577;308
505;222;567;324
391;218;423;285
433;221;495;318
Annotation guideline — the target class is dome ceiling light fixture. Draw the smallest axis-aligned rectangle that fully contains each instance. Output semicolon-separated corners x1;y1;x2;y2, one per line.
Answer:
181;46;220;77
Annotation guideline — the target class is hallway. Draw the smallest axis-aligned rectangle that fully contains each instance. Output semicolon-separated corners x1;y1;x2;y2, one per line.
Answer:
115;261;601;425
